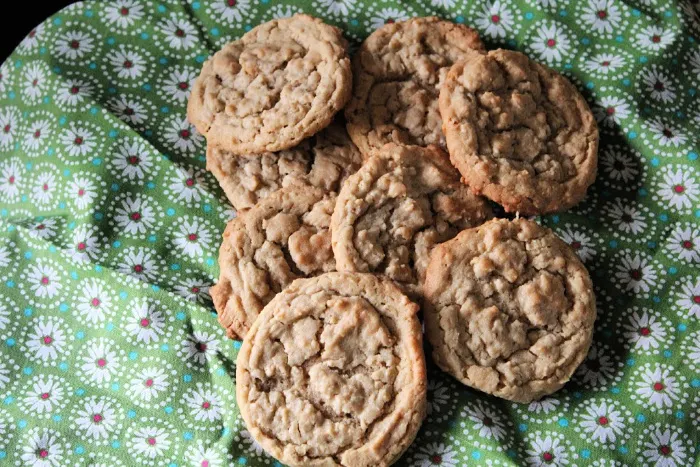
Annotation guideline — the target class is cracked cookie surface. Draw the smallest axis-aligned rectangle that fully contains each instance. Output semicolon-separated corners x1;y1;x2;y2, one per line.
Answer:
331;143;492;296
188;14;352;154
236;272;426;467
210;185;336;339
207;121;362;211
439;49;598;215
423;218;595;402
345;17;484;157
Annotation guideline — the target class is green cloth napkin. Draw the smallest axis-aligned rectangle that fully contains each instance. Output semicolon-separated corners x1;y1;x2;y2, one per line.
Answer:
0;0;698;465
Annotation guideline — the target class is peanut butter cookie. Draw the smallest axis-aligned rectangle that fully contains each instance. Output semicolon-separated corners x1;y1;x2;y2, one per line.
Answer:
345;17;484;157
423;218;596;402
210;185;336;339
236;272;426;466
439;49;598;215
188;14;352;154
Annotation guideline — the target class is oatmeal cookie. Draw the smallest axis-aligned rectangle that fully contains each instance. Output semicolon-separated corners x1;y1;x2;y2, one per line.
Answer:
237;272;426;466
423;218;596;402
331;143;492;295
210;185;336;339
439;49;598;214
345;17;484;157
207;121;362;211
188;14;352;154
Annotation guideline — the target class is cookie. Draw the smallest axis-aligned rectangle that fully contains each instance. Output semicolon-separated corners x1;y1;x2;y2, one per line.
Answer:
423;218;596;402
188;14;352;154
345;17;484;157
207;121;362;211
439;49;598;215
210;185;336;339
331;143;492;295
236;272;426;466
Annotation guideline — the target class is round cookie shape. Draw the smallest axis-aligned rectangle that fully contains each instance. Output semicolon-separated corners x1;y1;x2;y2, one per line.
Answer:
423;218;596;403
188;14;352;154
207;122;362;211
345;17;484;157
439;49;598;215
210;185;336;339
331;143;493;295
236;272;426;467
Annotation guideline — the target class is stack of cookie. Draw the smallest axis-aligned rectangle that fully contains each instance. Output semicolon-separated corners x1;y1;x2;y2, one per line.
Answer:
189;14;598;467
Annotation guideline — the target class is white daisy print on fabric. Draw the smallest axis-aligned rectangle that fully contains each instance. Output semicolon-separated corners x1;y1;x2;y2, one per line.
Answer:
598;146;641;189
18;23;45;53
474;1;516;39
580;0;622;35
126;425;173;461
173;277;212;303
210;0;256;24
665;223;700;263
0;158;23;201
426;378;455;422
158;67;197;103
22;119;52;155
24;317;68;364
30;171;58;206
640;425;692;466
58;122;98;158
103;0;145;28
75;278;115;325
366;8;411;30
110;138;157;181
621;307;671;353
116;246;163;282
612;250;663;297
575;343;621;389
582;52;627;77
172;216;214;258
78;338;122;385
124;300;167;345
65;224;103;265
158;15;198;51
112;194;158;237
412;442;460;467
640;66;677;104
19;375;69;416
603;199;650;237
181;331;220;366
673;277;700;320
0;62;12;94
65;174;100;212
635;25;676;51
22;61;50;103
185;442;225;467
652;165;699;214
55;76;96;108
105;45;148;81
162;116;204;154
126;364;172;406
557;226;597;262
20;428;67;467
462;400;508;442
644;117;688;148
524;433;571;467
73;396;123;442
690;49;700;81
182;383;223;424
593;95;632;128
575;399;630;447
107;94;149;126
25;260;63;299
631;364;685;413
23;217;61;242
0;106;20;150
314;0;355;17
53;30;96;63
529;22;571;63
265;4;303;20
164;164;209;206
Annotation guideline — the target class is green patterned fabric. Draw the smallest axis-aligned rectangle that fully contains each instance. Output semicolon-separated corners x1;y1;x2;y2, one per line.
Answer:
0;0;698;465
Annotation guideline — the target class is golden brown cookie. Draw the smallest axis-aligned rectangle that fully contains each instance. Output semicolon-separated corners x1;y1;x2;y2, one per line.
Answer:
331;143;492;296
423;218;596;403
439;49;598;215
207;121;362;211
345;17;484;157
237;272;426;466
188;14;352;154
210;185;336;339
